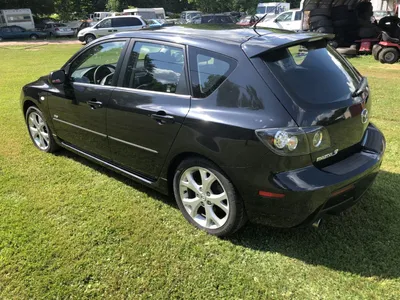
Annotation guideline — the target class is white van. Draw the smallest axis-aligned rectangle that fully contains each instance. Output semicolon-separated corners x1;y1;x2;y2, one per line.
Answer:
255;3;291;20
258;9;302;31
0;8;35;30
123;8;166;20
77;15;147;44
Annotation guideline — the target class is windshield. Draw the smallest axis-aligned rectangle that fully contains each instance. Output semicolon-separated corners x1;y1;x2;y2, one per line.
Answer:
263;42;360;104
188;13;201;19
256;7;266;14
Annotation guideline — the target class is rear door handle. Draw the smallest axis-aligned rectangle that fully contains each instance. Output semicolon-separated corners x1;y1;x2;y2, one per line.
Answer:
87;99;103;109
151;112;175;125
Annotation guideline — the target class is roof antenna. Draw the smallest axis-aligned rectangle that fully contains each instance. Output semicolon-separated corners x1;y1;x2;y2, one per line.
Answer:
253;13;267;36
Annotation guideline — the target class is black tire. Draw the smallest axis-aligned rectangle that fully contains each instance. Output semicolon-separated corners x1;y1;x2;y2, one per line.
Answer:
333;19;357;28
311;19;333;29
310;8;331;17
372;44;383;60
315;26;334;33
336;47;358;56
379;47;399;64
25;106;59;153
173;157;247;236
331;6;350;20
309;15;330;23
30;34;39;40
85;34;96;44
0;36;3;42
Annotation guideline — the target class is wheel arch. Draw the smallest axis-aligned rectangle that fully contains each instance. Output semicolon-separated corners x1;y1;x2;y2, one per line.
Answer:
165;151;233;196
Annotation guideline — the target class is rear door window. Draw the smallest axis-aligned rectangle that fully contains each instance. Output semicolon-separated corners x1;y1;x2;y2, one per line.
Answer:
189;47;237;98
262;42;360;104
295;11;302;21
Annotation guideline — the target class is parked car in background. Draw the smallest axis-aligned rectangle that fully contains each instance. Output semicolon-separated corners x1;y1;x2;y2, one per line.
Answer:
20;27;385;236
258;9;302;31
192;14;234;24
147;19;163;28
255;2;291;19
44;23;75;37
0;25;47;41
77;20;95;34
77;16;147;44
180;11;202;24
237;15;258;26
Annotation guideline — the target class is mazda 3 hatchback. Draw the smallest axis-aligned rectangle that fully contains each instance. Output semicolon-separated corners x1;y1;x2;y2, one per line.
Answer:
21;28;385;236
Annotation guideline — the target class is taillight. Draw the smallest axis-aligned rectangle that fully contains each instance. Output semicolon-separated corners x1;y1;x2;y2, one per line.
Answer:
255;127;331;156
55;28;59;31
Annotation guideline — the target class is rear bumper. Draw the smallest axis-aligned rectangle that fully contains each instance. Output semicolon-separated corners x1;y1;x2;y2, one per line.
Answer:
242;123;385;228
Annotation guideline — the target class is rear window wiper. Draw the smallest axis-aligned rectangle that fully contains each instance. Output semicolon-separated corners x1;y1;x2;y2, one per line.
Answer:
352;77;368;97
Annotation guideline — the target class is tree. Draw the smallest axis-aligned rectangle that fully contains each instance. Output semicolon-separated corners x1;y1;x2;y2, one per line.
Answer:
106;0;124;12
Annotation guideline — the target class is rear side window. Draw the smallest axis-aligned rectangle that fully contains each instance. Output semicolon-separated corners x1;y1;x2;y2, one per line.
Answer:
263;42;360;104
295;11;302;21
112;17;142;27
189;47;237;98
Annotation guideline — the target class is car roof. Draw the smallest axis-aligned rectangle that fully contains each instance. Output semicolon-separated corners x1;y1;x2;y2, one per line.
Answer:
104;15;142;20
105;26;331;58
202;14;231;17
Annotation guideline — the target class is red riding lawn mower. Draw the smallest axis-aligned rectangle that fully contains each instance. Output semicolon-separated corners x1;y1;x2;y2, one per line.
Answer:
372;17;400;64
373;31;400;64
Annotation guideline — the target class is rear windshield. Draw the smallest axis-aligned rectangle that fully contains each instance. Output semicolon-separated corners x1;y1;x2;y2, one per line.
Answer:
263;42;361;104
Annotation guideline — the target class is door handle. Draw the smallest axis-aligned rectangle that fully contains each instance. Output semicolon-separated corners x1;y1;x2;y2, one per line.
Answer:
87;99;103;109
151;111;175;125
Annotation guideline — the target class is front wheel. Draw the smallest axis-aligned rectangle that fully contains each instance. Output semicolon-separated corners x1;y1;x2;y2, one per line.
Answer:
379;47;399;64
85;34;96;44
30;34;38;40
25;106;59;153
173;158;247;236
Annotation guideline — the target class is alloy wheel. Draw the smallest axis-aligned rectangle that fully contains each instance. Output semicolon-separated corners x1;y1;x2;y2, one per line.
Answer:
179;167;229;229
28;112;50;150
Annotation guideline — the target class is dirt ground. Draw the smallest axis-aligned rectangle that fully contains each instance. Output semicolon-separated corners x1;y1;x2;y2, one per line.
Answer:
0;39;83;47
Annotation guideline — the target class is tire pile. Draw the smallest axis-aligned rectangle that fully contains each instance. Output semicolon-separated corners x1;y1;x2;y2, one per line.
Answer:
309;5;360;47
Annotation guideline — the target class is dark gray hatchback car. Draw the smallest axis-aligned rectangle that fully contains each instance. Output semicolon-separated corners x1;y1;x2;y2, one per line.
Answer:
21;27;385;236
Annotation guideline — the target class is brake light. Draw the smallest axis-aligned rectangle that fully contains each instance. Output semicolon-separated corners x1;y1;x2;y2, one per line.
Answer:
55;28;59;31
255;127;331;156
259;191;285;198
331;184;355;197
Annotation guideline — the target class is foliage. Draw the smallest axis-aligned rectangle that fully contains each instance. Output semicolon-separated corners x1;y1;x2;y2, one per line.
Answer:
106;0;124;12
0;44;400;298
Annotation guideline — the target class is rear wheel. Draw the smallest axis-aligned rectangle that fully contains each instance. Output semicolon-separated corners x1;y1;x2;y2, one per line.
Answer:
173;158;247;236
30;34;38;40
85;34;96;44
25;106;59;153
379;47;399;64
0;36;3;41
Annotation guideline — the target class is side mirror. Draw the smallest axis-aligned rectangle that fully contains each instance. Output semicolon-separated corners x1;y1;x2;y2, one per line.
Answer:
49;70;66;85
274;19;279;23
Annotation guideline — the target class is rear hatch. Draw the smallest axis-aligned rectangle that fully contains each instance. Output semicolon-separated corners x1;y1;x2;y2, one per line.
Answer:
245;34;370;163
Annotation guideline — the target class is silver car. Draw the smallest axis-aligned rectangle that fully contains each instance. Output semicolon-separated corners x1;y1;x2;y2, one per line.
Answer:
44;23;75;37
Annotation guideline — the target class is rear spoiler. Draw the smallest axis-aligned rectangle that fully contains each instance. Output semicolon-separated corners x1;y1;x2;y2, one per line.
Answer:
242;32;335;58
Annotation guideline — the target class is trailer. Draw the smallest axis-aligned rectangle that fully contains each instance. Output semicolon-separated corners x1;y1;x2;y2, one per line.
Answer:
0;8;35;30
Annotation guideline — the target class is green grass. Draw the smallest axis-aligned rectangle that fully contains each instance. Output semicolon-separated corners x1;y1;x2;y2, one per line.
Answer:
1;46;400;299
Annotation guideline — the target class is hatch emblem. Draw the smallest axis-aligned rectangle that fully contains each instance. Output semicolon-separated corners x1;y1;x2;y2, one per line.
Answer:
361;109;369;124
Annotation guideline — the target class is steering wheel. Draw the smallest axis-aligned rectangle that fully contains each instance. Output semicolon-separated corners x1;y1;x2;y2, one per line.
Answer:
93;64;116;84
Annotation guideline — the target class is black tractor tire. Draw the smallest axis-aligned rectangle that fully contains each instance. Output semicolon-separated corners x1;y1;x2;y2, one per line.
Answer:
379;47;399;64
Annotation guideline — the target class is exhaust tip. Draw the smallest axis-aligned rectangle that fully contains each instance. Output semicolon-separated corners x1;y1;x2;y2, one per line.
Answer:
312;219;322;229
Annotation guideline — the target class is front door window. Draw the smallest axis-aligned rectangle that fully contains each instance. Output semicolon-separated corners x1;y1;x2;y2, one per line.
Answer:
69;41;126;85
